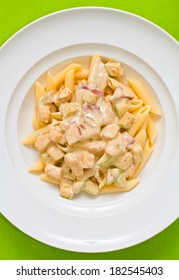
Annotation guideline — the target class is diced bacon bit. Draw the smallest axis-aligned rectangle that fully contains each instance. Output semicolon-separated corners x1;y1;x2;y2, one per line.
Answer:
45;163;62;180
48;127;62;143
35;134;51;152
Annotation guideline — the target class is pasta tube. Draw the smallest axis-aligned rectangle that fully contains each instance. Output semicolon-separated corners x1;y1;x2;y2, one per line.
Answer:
133;139;154;178
22;121;60;145
32;111;41;130
99;178;140;194
128;105;150;137
135;129;147;147
74;69;89;80
108;77;137;98
41;173;60;185
35;81;45;104
147;116;157;143
46;71;56;91
65;69;75;94
127;78;162;115
28;159;45;173
129;99;143;112
55;64;82;86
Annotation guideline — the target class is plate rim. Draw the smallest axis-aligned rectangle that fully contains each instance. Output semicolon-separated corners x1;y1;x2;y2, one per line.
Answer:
0;7;179;253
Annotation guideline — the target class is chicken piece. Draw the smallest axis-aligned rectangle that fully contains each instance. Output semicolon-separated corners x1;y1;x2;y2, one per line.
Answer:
45;163;62;180
96;98;115;126
82;90;97;104
119;112;136;130
47;145;64;162
59;103;80;119
59;121;70;132
40;152;56;164
75;89;84;105
88;58;109;92
105;135;126;157
82;152;95;169
73;181;86;194
105;62;124;77
115;152;133;171
35;134;51;152
64;153;84;176
76;168;95;181
125;163;137;179
78;121;100;141
65;124;81;146
122;132;136;147
48;126;62;143
54;87;72;106
110;87;133;104
84;181;99;195
77;141;106;154
106;168;120;185
101;124;119;139
60;181;73;199
94;167;105;184
41;90;58;104
114;173;127;188
130;142;143;164
37;103;50;123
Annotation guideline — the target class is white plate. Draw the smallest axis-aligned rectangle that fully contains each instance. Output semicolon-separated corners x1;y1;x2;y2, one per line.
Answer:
0;7;179;253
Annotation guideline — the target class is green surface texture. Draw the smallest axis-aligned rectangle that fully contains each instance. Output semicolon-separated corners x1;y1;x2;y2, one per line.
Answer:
0;0;179;260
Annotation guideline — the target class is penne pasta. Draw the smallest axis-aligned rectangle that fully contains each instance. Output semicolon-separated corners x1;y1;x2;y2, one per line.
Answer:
127;78;162;115
22;121;60;145
129;99;143;112
35;81;45;104
133;140;154;178
74;69;89;80
28;159;45;173
65;69;75;94
128;105;150;137
135;129;147;147
140;114;149;130
55;64;82;87
147;116;157;143
40;173;60;185
99;178;140;194
46;71;56;91
108;77;137;98
32;110;41;130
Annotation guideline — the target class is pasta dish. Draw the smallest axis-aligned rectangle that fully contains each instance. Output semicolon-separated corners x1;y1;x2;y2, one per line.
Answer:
23;54;161;199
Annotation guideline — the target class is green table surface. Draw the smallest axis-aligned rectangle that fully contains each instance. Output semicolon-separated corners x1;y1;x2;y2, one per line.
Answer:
0;0;179;260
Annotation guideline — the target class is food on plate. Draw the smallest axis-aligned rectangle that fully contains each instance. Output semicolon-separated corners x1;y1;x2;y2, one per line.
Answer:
23;54;161;199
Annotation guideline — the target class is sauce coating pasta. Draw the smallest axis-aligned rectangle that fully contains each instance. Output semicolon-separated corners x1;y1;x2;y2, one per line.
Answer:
23;55;160;199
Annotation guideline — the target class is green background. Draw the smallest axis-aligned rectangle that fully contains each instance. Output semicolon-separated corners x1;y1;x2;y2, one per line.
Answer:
0;0;179;260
